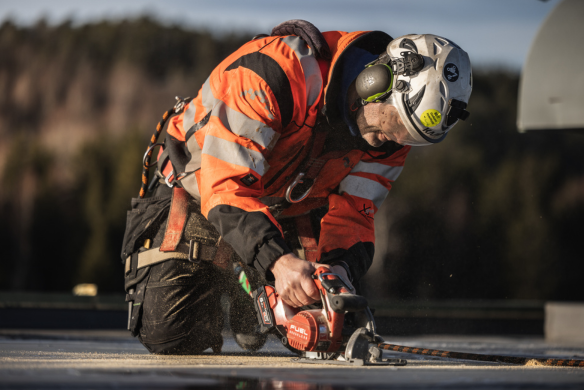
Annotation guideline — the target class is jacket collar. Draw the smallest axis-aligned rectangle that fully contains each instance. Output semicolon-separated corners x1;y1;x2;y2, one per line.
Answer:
321;31;393;134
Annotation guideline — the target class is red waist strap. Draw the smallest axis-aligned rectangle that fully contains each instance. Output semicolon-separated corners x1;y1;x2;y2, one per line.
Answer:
160;187;190;252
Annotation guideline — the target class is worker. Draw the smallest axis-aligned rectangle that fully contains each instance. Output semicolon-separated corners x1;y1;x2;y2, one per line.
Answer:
121;20;472;355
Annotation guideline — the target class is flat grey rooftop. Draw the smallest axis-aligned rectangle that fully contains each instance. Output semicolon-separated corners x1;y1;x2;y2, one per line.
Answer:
1;330;584;389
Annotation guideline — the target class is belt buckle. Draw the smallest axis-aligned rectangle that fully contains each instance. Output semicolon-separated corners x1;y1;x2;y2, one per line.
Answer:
188;240;200;263
174;96;191;114
164;170;175;188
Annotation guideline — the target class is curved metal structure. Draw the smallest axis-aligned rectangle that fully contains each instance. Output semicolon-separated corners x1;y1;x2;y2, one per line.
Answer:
517;0;584;132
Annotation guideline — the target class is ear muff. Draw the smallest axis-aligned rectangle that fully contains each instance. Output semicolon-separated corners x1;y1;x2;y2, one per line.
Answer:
355;63;393;102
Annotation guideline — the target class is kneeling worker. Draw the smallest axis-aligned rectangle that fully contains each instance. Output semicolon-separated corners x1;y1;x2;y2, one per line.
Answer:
121;20;472;354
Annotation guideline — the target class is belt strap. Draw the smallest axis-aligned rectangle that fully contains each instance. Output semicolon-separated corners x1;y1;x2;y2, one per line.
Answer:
213;238;234;270
295;214;319;263
160;187;190;252
125;241;219;272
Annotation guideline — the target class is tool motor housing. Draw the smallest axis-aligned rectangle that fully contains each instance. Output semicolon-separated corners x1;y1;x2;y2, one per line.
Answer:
287;310;332;352
253;268;366;354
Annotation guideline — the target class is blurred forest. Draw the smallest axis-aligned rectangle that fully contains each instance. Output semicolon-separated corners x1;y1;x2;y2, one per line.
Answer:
1;18;583;301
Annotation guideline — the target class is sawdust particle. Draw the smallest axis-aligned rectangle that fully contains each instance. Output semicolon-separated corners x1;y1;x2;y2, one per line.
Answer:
524;359;546;367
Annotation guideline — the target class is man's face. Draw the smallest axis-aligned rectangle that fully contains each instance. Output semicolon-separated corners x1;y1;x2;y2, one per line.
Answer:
355;102;413;147
348;81;415;147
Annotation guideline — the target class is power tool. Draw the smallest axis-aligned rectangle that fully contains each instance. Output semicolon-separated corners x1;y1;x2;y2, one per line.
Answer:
253;267;406;366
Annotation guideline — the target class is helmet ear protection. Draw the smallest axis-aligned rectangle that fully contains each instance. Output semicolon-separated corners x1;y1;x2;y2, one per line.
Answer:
355;50;425;104
356;63;393;103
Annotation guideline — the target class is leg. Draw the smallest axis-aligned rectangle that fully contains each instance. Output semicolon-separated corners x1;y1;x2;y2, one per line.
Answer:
138;259;226;355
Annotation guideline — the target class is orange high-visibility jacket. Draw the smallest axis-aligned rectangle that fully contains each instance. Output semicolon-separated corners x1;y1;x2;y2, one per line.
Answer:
164;30;410;281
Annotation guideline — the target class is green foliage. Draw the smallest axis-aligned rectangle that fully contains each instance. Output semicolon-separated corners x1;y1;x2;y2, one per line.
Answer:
0;133;86;291
0;16;249;137
72;129;145;290
0;18;248;292
1;19;583;301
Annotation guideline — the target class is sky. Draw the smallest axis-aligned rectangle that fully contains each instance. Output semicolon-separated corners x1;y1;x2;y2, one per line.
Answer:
0;0;561;70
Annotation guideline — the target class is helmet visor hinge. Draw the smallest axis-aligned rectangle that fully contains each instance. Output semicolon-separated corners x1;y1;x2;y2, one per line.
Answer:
447;99;470;122
391;52;424;77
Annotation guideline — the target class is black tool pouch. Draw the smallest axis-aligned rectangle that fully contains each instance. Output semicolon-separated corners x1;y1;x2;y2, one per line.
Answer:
125;254;150;336
121;192;172;262
121;188;172;336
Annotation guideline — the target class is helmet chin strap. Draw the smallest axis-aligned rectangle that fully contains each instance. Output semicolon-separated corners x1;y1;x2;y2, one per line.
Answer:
350;97;368;112
351;91;395;113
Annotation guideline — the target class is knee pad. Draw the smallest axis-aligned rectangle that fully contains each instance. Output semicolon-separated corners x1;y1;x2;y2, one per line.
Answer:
138;261;226;355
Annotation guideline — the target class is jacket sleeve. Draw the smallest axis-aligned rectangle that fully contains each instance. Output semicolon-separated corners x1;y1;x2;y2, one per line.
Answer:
318;145;411;282
174;36;322;275
200;63;289;275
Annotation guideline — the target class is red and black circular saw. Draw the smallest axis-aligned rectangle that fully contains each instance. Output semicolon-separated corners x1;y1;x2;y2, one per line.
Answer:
252;267;407;366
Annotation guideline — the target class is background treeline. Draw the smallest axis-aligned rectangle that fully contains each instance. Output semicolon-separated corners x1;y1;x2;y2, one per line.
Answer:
1;18;583;301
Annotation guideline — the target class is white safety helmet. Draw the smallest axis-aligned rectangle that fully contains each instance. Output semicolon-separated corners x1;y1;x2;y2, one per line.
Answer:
355;34;472;145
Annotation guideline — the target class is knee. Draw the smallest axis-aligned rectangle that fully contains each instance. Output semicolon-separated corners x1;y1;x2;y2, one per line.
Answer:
137;293;225;355
136;264;225;355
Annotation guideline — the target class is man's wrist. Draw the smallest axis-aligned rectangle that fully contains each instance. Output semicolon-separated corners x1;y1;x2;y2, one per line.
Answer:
269;252;290;272
255;236;292;276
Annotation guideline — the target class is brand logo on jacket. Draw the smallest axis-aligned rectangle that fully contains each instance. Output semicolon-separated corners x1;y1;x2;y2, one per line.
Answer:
241;173;259;187
358;204;374;220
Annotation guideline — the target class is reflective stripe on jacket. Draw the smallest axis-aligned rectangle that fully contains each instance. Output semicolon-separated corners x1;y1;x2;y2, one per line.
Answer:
164;31;411;276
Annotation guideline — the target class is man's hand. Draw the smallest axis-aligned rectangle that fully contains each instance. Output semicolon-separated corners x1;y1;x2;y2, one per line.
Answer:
269;254;356;308
270;253;326;308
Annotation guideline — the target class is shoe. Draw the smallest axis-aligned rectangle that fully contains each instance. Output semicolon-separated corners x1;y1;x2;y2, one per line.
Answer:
210;338;223;354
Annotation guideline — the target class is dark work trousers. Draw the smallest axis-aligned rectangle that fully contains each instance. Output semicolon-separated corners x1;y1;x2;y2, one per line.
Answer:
128;186;324;355
131;185;266;355
138;258;226;354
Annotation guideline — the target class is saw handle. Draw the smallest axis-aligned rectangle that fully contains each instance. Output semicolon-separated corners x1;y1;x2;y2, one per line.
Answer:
313;266;353;294
313;267;369;313
330;294;368;313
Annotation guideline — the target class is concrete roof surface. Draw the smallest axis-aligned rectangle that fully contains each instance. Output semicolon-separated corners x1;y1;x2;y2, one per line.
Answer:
1;330;584;389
